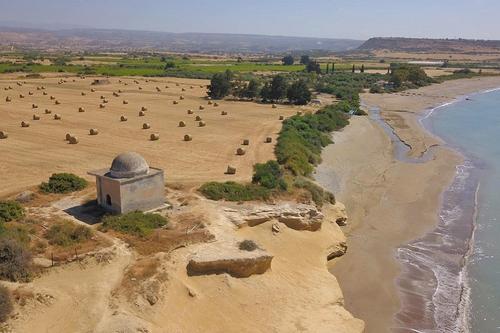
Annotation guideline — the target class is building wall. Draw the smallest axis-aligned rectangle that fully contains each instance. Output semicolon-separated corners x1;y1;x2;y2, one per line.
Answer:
97;176;122;214
119;171;165;213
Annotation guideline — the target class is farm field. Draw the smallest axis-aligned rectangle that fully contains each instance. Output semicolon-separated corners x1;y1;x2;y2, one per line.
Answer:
0;73;302;196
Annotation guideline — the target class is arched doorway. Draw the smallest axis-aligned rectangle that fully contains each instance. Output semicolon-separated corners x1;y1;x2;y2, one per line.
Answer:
106;194;112;206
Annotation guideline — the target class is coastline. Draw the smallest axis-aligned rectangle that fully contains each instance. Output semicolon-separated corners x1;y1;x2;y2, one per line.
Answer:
315;76;500;332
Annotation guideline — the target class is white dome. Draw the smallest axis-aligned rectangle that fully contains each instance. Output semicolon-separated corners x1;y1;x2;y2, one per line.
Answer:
110;152;149;178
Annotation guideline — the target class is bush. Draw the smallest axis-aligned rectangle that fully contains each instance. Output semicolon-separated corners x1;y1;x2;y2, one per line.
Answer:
101;211;168;237
238;240;258;252
0;238;33;282
40;173;88;194
0;285;13;323
294;177;335;207
0;201;25;223
45;220;93;246
252;161;287;190
199;182;270;202
275;105;349;176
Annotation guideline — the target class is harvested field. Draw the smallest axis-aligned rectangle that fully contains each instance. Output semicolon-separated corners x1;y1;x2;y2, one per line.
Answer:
0;74;300;196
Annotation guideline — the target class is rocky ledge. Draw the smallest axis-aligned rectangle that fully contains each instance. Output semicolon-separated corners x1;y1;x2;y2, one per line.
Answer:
187;242;273;278
226;203;324;231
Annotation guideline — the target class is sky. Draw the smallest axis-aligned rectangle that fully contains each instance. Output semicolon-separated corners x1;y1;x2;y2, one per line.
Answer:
0;0;499;40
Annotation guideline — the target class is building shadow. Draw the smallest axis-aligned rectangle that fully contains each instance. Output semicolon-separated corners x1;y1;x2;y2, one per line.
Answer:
63;200;106;225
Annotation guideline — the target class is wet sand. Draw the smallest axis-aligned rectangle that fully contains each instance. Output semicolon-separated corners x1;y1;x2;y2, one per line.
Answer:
315;76;500;332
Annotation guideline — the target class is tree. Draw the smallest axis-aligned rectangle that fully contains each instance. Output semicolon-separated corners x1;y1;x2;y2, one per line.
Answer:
306;61;321;74
270;75;288;101
282;55;294;66
242;79;260;98
207;70;233;99
260;82;272;101
352;64;355;73
287;79;312;105
331;63;335;72
326;63;330;74
164;61;176;69
300;55;311;65
360;64;365;73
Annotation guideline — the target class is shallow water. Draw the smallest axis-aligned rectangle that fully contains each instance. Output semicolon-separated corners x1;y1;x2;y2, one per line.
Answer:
423;89;500;332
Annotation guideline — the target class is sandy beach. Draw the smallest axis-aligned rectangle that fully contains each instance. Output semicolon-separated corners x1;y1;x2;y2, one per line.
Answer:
315;76;500;332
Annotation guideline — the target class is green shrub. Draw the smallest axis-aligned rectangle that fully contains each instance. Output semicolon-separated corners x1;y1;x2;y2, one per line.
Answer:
294;177;335;207
238;240;258;252
0;285;13;323
275;105;349;176
0;201;25;224
0;238;33;282
101;211;168;237
45;221;93;246
252;161;287;190
40;173;88;194
199;182;270;202
0;224;32;245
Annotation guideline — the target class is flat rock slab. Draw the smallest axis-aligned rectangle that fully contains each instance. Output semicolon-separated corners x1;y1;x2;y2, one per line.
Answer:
187;243;273;278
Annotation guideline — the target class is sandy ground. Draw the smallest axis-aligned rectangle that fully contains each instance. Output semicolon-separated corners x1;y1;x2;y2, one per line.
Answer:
316;76;500;332
0;74;303;197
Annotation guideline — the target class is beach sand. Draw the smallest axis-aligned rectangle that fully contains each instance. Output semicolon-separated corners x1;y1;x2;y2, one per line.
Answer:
316;76;500;332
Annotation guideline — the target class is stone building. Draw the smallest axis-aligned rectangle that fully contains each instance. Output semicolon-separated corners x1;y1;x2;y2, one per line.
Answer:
88;152;165;214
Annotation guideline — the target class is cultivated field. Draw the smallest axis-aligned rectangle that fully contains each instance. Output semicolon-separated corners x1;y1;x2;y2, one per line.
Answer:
0;74;301;196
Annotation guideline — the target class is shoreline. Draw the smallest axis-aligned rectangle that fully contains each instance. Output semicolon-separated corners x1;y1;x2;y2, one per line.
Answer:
316;76;500;332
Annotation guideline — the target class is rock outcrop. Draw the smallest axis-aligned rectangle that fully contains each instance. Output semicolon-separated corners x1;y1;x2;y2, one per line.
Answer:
226;203;324;231
187;243;273;278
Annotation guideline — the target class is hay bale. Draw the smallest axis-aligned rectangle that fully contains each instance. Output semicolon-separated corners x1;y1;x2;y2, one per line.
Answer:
21;121;30;128
156;87;161;92
195;115;202;121
279;115;284;120
50;95;55;100
5;96;11;102
150;133;160;141
32;104;38;109
221;111;228;116
138;86;143;90
0;131;8;139
176;83;180;86
89;128;99;135
120;115;128;122
207;100;213;105
100;95;105;100
187;109;193;114
181;88;186;91
118;89;123;93
200;85;204;88
32;114;40;120
99;104;105;109
165;85;170;89
28;91;33;95
81;92;86;96
43;91;48;95
142;123;151;129
199;105;205;110
173;100;179;105
19;94;25;98
113;92;119;97
242;139;250;145
226;166;236;175
78;107;85;112
179;95;184;100
65;133;73;141
103;99;108;104
272;104;277;109
141;106;148;111
54;114;61;120
198;121;206;127
68;136;79;144
265;137;272;143
236;148;246;156
90;88;95;92
123;100;128;104
45;109;52;114
55;100;61;105
139;110;145;116
178;121;186;127
184;134;192;141
213;102;219;107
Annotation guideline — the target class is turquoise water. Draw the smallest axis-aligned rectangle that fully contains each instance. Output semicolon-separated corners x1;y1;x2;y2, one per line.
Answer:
425;88;500;332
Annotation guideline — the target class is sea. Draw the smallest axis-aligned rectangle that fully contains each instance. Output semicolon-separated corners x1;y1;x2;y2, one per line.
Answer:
392;88;500;333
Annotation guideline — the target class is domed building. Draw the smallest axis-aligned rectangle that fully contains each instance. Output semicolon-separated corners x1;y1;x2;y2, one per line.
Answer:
88;152;165;214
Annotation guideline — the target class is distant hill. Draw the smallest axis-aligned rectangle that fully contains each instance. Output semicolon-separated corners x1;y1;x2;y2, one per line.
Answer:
0;27;364;54
358;37;500;53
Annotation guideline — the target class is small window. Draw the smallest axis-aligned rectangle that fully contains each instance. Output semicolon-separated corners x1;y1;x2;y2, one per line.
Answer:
106;194;112;206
